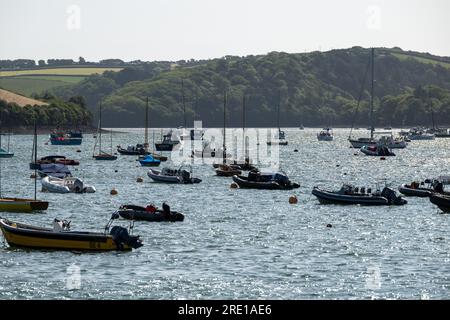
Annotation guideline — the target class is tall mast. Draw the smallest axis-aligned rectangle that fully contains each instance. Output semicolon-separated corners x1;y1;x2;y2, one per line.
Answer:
277;94;281;131
110;128;113;154
182;79;186;128
34;120;37;200
145;97;149;151
242;95;246;159
429;88;435;130
370;47;375;140
223;91;227;164
99;101;102;153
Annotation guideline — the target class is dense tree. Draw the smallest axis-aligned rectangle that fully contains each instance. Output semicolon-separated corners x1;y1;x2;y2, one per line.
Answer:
49;47;450;127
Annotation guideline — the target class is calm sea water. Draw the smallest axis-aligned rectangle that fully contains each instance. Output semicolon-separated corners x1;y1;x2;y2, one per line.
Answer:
0;128;449;299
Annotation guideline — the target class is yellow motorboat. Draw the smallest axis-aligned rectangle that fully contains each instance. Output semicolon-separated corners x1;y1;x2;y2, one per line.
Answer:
0;198;49;213
0;218;143;251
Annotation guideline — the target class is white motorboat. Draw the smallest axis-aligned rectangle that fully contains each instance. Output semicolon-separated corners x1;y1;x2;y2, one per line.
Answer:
317;128;333;141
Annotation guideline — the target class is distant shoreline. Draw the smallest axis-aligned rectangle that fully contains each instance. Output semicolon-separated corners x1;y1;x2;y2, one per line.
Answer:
2;125;448;135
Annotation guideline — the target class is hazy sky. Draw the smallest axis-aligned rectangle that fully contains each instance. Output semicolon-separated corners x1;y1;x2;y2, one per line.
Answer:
1;0;449;61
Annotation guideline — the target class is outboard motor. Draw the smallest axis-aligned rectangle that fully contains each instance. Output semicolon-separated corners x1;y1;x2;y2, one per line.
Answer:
381;187;407;205
72;178;84;193
110;226;143;250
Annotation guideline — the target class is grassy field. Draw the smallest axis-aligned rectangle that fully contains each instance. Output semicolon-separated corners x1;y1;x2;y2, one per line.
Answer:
392;52;450;69
0;67;123;77
0;88;48;106
0;77;80;96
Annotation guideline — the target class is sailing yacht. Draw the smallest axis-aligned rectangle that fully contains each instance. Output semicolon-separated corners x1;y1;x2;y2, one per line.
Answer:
267;96;288;146
0;108;14;158
93;101;117;160
0;122;48;212
215;92;242;177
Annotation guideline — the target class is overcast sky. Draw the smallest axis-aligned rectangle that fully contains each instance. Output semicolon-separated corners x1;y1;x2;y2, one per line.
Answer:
1;0;449;61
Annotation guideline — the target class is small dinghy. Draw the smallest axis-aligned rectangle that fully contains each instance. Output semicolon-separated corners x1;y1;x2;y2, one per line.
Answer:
232;170;300;190
30;155;79;169
41;176;96;194
0;217;142;251
429;194;450;213
117;203;184;222
360;139;395;156
212;158;257;171
317;128;333;141
37;163;72;179
312;184;407;206
147;166;201;184
215;164;242;177
139;154;161;167
117;144;148;155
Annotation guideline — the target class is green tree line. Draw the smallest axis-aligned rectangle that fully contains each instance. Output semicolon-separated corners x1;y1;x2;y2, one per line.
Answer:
51;47;450;127
0;96;92;128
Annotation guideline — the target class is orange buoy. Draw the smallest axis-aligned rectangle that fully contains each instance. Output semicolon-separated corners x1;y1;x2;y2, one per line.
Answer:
230;182;238;189
289;195;298;204
136;177;144;183
110;188;118;195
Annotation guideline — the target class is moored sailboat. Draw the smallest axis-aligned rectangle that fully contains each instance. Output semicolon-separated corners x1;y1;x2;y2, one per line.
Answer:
93;101;117;161
0;121;48;213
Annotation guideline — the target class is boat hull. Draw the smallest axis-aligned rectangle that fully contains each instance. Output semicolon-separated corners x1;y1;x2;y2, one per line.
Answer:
93;154;117;161
50;138;82;145
267;141;288;145
0;152;14;158
360;146;395;156
398;185;433;197
430;194;450;213
232;175;299;190
0;198;49;213
349;139;376;148
118;209;184;222
155;143;175;151
147;170;201;184
0;219;132;251
312;188;389;205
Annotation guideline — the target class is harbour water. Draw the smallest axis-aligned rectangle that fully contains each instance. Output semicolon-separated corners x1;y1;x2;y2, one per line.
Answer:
0;128;449;299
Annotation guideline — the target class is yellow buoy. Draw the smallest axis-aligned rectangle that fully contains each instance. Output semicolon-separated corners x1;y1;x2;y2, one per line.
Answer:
230;182;238;189
289;195;298;204
110;188;118;195
136;177;144;183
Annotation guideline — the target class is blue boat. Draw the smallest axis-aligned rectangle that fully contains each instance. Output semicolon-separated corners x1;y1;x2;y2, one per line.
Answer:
50;130;82;145
139;155;161;167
